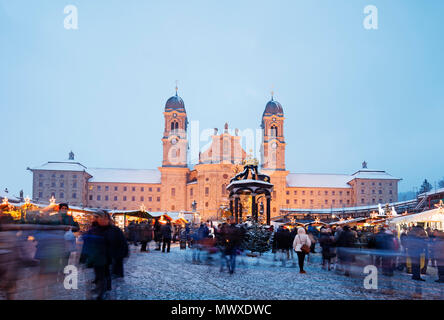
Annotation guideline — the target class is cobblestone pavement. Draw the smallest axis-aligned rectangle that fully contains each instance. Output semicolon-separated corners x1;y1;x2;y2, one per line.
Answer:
4;243;444;300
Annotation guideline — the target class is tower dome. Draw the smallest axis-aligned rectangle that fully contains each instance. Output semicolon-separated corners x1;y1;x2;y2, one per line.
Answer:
263;97;283;117
165;93;185;112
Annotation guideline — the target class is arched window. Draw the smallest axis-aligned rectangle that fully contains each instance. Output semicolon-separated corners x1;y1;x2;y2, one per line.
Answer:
270;125;278;137
171;121;179;133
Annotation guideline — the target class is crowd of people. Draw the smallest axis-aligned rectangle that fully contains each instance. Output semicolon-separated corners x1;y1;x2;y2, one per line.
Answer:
1;202;444;300
271;223;444;283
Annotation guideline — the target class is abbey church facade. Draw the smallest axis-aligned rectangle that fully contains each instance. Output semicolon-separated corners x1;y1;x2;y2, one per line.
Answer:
30;90;400;221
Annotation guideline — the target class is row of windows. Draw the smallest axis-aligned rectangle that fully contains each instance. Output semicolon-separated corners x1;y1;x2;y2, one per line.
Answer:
361;182;393;186
90;186;161;192
90;195;161;202
39;173;78;179
39;181;78;188
286;190;351;196
39;192;77;199
361;189;393;195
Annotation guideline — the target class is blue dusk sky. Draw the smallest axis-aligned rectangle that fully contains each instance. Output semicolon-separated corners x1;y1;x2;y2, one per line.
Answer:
0;0;443;197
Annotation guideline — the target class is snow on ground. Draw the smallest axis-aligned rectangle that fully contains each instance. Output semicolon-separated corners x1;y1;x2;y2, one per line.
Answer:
4;243;444;300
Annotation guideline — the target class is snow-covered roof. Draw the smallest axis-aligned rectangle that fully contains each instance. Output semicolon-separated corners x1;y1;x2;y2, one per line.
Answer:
286;173;352;189
31;161;88;172
87;168;161;184
350;169;400;181
280;198;418;214
418;187;444;198
389;208;444;224
0;189;20;202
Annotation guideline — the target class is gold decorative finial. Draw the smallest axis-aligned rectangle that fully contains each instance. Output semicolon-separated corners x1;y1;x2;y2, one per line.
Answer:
271;85;274;100
175;80;178;95
242;151;259;166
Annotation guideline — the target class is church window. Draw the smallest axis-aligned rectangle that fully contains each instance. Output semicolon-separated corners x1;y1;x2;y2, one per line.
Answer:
205;187;209;196
270;125;278;137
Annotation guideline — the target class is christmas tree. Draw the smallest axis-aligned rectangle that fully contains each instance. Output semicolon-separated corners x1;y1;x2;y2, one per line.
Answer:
243;223;272;255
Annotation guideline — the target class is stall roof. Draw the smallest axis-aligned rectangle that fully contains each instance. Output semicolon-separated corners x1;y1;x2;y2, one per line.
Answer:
389;208;444;224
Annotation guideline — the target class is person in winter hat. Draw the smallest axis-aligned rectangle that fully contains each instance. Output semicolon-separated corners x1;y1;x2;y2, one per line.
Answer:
293;227;311;274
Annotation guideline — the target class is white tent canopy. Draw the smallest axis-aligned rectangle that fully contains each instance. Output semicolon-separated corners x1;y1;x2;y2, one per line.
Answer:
389;208;444;226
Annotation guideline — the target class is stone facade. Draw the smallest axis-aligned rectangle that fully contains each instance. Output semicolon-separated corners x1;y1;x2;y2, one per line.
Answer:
29;91;401;221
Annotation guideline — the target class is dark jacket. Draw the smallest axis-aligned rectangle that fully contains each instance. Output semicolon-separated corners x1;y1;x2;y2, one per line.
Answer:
161;224;172;240
405;229;427;258
224;224;241;253
335;229;356;262
319;233;335;258
108;225;129;259
80;224;112;268
138;223;153;242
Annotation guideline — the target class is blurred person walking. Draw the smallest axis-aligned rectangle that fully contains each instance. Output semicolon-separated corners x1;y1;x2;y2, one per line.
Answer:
405;226;427;281
335;225;356;277
432;230;444;283
161;220;172;253
139;221;153;252
33;204;79;299
319;228;335;271
80;210;127;299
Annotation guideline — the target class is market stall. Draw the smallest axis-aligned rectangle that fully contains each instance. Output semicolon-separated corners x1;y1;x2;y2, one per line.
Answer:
389;202;444;232
110;210;153;229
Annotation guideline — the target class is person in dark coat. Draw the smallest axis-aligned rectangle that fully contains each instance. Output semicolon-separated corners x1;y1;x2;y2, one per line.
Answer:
335;225;356;276
275;226;291;266
319;228;335;271
79;211;113;300
224;223;241;274
154;219;162;250
139;221;153;252
405;226;427;281
161;221;173;253
108;218;129;279
375;229;396;276
127;221;137;245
